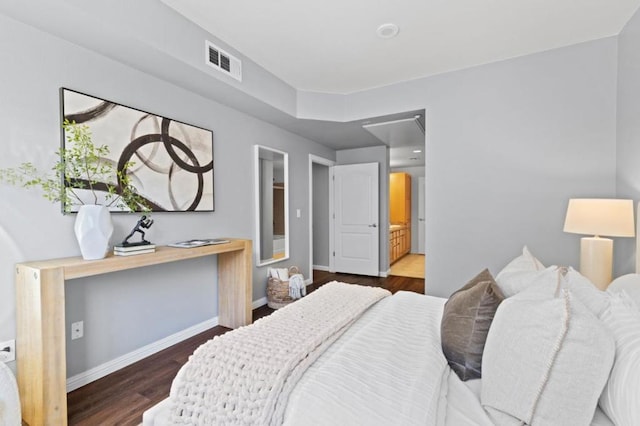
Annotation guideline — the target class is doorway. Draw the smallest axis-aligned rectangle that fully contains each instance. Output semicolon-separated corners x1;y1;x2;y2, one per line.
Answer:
308;155;335;278
383;116;426;279
308;109;426;283
388;168;425;279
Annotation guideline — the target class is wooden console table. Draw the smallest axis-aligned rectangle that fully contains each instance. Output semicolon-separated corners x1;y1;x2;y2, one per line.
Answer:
15;238;252;426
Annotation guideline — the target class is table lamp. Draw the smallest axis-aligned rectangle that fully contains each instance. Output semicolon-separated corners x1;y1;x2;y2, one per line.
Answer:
563;198;635;290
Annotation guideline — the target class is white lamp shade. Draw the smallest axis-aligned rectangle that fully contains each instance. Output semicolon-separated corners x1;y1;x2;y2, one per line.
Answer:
564;199;635;237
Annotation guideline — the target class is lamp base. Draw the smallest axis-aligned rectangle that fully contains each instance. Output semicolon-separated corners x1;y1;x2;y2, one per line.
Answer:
580;237;613;290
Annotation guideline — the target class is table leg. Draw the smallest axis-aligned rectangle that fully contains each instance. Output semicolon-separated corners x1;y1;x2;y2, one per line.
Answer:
16;265;67;426
217;241;252;328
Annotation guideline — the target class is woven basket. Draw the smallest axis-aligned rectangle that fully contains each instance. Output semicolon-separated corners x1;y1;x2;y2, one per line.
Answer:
267;266;300;309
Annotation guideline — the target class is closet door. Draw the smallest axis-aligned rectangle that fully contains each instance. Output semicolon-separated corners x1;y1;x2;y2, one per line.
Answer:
333;163;379;276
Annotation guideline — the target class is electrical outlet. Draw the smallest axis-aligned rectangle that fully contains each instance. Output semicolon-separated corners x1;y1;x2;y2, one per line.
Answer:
0;339;15;363
71;321;84;340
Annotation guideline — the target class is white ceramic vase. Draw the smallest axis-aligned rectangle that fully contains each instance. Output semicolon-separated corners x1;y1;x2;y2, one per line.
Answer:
74;204;113;260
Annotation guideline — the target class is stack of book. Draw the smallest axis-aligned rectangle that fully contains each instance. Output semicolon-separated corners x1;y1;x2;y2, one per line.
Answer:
113;243;156;256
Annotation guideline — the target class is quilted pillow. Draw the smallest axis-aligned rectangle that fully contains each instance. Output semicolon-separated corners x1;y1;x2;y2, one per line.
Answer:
495;246;545;297
599;292;640;426
441;269;505;381
481;269;615;426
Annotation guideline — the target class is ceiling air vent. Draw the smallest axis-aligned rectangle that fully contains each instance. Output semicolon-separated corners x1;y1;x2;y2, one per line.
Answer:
205;40;242;82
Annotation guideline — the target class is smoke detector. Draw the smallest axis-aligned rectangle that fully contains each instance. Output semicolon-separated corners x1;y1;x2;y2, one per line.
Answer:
377;23;399;39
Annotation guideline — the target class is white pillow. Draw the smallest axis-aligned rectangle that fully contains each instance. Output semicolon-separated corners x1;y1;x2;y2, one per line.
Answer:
599;292;640;426
481;270;615;426
0;361;20;426
497;262;610;318
608;274;640;310
496;246;544;277
530;267;609;317
495;246;545;297
563;267;610;317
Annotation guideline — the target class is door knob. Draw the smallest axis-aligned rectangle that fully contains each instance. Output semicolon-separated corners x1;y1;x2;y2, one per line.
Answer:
368;224;377;228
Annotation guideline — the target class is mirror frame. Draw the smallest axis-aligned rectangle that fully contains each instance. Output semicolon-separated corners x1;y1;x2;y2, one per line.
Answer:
254;145;290;266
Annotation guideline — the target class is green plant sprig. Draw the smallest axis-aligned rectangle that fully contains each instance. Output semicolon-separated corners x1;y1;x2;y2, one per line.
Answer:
0;119;150;213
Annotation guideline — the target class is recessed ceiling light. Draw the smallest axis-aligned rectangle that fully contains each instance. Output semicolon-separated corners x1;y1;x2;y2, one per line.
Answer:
376;23;399;39
413;149;422;153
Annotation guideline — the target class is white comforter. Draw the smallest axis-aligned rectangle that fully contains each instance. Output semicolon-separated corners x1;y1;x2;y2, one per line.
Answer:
283;290;614;426
145;291;452;426
283;291;450;426
144;289;615;426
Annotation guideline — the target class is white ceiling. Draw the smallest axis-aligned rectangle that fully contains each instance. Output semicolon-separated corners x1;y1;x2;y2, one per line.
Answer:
161;0;640;94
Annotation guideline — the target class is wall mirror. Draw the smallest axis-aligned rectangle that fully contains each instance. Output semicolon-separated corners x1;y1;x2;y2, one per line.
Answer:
254;145;289;266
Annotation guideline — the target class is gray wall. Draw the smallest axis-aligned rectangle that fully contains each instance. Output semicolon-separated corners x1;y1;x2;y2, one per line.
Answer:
312;163;330;268
0;0;300;125
616;7;640;275
336;146;391;275
1;2;624;301
342;38;618;296
0;14;334;375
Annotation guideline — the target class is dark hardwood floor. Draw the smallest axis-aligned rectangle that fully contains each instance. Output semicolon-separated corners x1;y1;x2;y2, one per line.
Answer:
66;271;424;425
309;269;424;294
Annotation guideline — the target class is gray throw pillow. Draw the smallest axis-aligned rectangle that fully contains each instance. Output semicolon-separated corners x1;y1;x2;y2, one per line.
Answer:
441;269;505;381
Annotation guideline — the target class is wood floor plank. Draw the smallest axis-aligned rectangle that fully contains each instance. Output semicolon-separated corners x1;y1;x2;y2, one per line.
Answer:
67;271;424;424
72;392;152;426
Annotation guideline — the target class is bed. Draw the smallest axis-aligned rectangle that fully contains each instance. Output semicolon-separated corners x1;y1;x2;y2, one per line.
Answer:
143;248;640;426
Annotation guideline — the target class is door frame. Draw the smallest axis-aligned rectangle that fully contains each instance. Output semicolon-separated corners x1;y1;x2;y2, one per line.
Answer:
308;154;336;280
418;176;425;254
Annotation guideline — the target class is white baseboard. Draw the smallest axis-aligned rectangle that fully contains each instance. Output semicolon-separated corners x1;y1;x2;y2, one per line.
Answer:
252;297;267;309
312;265;330;271
66;316;219;392
305;278;313;285
67;297;268;392
379;269;391;277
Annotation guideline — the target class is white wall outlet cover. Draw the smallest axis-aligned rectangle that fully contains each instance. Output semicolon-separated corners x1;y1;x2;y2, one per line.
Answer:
71;321;84;340
296;209;301;218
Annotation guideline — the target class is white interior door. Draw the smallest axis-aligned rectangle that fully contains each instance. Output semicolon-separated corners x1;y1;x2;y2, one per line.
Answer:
333;163;379;275
418;177;425;254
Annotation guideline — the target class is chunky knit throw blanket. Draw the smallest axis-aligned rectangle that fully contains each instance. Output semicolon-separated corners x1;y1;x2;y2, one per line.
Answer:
168;281;390;425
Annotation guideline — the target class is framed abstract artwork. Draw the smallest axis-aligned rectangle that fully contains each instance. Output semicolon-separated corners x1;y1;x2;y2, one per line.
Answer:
60;88;214;212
